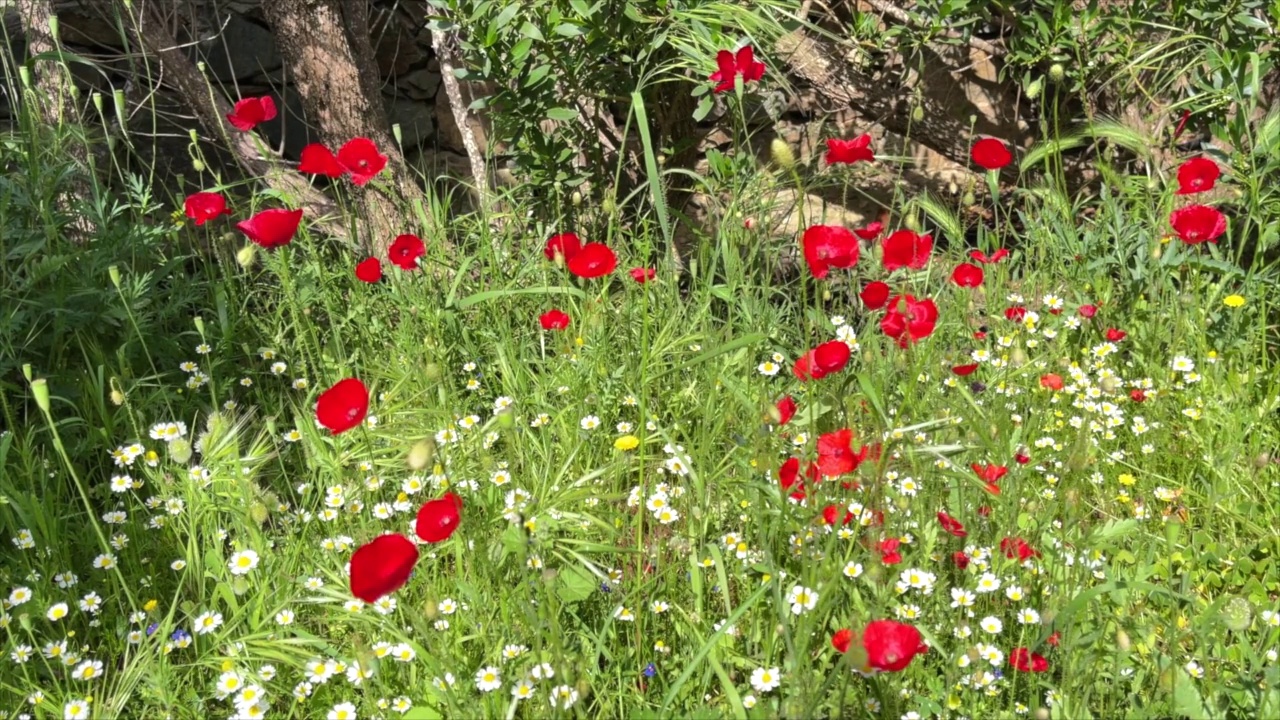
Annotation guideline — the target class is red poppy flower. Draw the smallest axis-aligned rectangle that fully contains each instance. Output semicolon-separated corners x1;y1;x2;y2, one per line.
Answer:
1176;157;1220;195
860;281;891;310
950;263;984;288
969;248;1009;264
878;537;903;565
1170;205;1226;244
880;295;938;347
545;232;582;262
629;267;656;283
854;221;884;240
862;620;927;672
337;138;388;186
316;378;369;434
1047;631;1061;647
236;208;303;249
831;628;854;654
937;511;967;538
971;137;1012;170
953;551;971;569
415;492;463;543
1040;374;1064;391
348;533;419;603
952;363;979;376
1005;306;1027;322
388;234;425;270
977;505;993;517
298;143;345;178
184;192;232;226
1078;304;1098;318
1130;389;1146;403
802;225;860;279
355;257;382;283
709;46;765;93
1009;648;1050;673
821;504;853;526
1105;327;1127;342
539;309;570;331
567;243;617;278
972;463;1008;484
881;230;932;271
1015;450;1031;465
226;96;276;132
817;428;860;476
776;396;796;426
793;340;852;381
1000;536;1040;561
779;457;801;490
825;134;875;165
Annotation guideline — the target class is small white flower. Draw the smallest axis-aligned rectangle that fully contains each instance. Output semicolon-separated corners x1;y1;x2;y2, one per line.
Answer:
749;666;781;693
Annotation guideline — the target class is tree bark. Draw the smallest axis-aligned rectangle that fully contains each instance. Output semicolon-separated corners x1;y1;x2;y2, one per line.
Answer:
124;0;344;237
428;11;490;213
14;0;96;242
261;0;428;250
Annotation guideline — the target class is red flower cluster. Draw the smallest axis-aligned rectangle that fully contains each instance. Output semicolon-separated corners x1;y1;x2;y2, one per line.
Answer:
793;340;851;381
832;620;928;672
543;232;618;279
299;138;389;186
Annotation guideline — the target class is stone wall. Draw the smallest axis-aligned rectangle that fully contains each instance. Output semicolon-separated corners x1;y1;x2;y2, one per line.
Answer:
0;0;981;230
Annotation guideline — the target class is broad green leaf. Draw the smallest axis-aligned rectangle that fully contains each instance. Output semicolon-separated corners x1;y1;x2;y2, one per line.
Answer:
546;107;579;122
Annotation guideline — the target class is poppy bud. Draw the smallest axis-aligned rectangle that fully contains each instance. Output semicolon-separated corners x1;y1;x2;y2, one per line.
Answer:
1255;453;1272;469
423;599;438;619
1152;243;1162;260
571;191;582;207
904;213;921;232
912;105;925;122
424;363;441;380
391;122;403;147
1049;63;1065;83
249;502;269;525
407;439;434;471
1010;348;1027;367
30;378;50;413
1025;77;1042;100
169;438;192;464
1034;708;1051;720
822;289;832;301
743;217;756;230
770;138;795;170
110;389;126;406
602;196;616;215
1116;628;1131;651
962;190;975;205
235;244;257;269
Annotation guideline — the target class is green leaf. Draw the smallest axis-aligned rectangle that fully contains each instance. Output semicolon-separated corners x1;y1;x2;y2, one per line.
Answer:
692;95;714;122
1172;665;1214;719
526;64;552;86
519;22;544;41
509;37;533;66
557;565;597;605
546;107;579;122
491;4;520;32
554;22;585;37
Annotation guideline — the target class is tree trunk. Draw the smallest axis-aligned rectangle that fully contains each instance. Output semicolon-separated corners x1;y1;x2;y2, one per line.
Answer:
124;0;344;238
14;0;96;242
261;0;427;250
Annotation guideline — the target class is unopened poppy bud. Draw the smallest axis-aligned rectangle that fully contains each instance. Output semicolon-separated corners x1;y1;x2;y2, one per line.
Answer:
249;502;269;525
423;599;438;619
407;439;434;471
743;217;756;230
904;213;921;232
108;265;121;288
602;196;616;215
822;288;832;301
424;362;441;380
1026;77;1042;100
92;92;103;114
912;105;925;122
169;439;192;464
1049;63;1065;83
236;244;257;269
391;122;403;147
1010;348;1027;367
1116;628;1131;651
193;316;205;335
192;159;206;172
110;389;125;406
770;138;795;170
31;378;50;413
113;89;126;128
1255;453;1272;469
571;191;582;207
498;411;514;429
962;190;975;205
1034;708;1050;720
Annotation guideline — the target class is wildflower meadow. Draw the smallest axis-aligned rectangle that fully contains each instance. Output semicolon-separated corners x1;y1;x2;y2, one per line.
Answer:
3;5;1280;720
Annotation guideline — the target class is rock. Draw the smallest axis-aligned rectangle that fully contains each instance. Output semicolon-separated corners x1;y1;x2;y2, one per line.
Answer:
200;13;280;81
399;67;441;101
385;96;434;149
